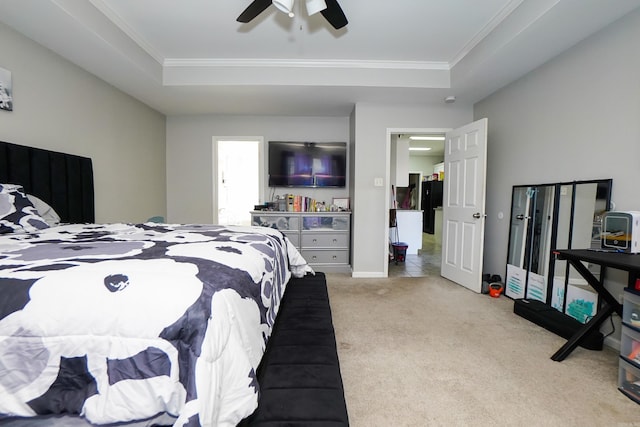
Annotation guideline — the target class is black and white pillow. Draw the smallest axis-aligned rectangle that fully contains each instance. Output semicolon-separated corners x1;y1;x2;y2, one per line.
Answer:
0;184;50;234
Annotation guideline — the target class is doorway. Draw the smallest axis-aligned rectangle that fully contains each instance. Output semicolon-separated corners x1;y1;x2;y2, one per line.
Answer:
213;138;263;226
388;130;446;278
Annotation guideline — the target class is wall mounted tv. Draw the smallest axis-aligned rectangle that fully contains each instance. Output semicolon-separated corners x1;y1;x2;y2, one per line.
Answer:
268;141;347;188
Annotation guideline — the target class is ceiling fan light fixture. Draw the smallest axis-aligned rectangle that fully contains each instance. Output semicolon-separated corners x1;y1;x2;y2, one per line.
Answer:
306;0;327;16
273;0;295;17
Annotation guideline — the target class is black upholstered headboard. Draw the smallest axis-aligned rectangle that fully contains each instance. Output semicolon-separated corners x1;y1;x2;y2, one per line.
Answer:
0;141;95;223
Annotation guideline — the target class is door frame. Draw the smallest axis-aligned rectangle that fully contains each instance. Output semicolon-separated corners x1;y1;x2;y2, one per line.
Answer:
212;136;265;224
385;127;451;277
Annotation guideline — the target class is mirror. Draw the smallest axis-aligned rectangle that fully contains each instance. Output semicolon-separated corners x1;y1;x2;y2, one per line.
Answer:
506;179;612;306
549;180;612;316
507;187;530;268
505;185;555;300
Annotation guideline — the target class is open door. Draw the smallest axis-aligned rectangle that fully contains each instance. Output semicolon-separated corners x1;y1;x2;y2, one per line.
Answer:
440;118;488;293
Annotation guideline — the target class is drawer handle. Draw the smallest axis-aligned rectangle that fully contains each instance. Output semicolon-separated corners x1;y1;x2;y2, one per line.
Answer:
312;255;317;260
313;239;317;243
332;239;337;243
332;255;337;259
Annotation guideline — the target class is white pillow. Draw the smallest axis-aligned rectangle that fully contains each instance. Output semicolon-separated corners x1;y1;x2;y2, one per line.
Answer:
27;194;61;226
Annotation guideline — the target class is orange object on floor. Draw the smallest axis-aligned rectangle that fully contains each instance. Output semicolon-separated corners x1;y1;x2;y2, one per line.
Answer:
489;283;504;298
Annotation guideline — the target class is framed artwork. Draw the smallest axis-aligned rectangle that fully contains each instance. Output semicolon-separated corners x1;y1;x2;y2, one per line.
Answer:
0;67;13;112
332;197;350;211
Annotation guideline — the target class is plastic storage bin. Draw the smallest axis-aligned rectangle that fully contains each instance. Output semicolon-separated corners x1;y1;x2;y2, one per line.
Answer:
621;325;640;367
623;288;640;328
619;357;640;403
391;242;408;264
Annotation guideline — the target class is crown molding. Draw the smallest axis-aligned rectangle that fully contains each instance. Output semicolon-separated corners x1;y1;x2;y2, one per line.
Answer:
163;58;450;71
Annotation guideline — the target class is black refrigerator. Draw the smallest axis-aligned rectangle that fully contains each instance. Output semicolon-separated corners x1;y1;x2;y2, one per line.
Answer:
421;180;443;234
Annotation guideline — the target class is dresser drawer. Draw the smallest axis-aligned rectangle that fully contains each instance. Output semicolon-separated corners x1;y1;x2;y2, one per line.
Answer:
301;232;348;248
252;214;299;231
302;249;349;265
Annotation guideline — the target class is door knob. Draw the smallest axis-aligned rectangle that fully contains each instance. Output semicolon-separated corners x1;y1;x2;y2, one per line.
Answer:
473;212;483;219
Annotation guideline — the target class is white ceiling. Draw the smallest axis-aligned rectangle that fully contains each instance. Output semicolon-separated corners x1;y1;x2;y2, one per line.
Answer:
1;0;639;116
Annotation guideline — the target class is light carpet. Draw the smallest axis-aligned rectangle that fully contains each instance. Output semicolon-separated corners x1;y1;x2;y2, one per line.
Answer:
325;273;639;427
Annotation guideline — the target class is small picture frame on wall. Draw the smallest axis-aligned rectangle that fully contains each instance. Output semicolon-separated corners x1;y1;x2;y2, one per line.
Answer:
332;197;350;211
0;67;13;112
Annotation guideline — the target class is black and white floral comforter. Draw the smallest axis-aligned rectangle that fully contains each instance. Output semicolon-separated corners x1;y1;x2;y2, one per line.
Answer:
0;223;311;427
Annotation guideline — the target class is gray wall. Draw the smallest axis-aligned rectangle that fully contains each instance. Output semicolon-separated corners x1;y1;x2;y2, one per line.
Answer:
475;8;640;342
352;103;473;276
0;22;167;223
166;115;350;223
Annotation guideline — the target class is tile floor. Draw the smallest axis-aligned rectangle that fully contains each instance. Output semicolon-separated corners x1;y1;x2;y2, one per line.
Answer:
388;232;442;277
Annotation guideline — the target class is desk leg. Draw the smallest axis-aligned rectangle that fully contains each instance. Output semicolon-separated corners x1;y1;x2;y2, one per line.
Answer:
551;302;613;361
565;258;622;317
550;258;621;362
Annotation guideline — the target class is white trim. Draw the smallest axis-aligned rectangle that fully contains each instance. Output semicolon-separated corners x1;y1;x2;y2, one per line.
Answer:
164;58;450;70
351;272;387;279
88;0;164;63
449;0;525;67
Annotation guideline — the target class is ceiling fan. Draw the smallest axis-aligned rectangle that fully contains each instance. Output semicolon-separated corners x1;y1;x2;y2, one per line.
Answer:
237;0;348;30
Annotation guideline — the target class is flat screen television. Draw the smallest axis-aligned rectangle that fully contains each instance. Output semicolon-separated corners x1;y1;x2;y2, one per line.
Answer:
268;141;347;188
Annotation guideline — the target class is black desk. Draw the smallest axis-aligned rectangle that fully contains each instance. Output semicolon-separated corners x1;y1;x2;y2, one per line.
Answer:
552;249;640;361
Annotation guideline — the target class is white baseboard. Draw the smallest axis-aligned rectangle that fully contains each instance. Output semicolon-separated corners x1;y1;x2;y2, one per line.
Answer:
351;271;386;278
604;335;621;352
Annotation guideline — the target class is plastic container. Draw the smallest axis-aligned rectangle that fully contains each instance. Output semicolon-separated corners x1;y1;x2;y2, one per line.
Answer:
391;242;408;264
621;325;640;367
619;357;640;404
623;288;640;329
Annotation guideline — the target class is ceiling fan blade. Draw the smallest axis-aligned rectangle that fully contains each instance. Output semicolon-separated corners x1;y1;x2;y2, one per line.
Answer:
320;0;348;29
237;0;272;23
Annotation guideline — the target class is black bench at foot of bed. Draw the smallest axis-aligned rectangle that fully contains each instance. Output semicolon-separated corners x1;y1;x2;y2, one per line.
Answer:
239;272;349;427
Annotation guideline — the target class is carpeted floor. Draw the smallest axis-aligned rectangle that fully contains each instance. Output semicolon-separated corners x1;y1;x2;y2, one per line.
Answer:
325;272;640;427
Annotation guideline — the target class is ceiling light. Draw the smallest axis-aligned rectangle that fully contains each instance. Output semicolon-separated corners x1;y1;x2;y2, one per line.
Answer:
273;0;295;17
409;136;445;141
444;95;456;103
409;147;433;151
306;0;327;15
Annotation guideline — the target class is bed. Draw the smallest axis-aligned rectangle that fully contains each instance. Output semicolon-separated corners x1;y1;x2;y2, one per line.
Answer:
0;141;312;427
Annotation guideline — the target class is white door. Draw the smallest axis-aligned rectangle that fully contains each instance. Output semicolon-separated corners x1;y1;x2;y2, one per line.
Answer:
440;118;488;293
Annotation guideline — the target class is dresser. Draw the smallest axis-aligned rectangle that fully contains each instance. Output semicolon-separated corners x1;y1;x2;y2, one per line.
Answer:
251;211;351;272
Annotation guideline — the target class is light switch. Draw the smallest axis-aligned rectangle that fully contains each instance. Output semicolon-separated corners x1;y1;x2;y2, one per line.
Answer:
374;178;383;187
